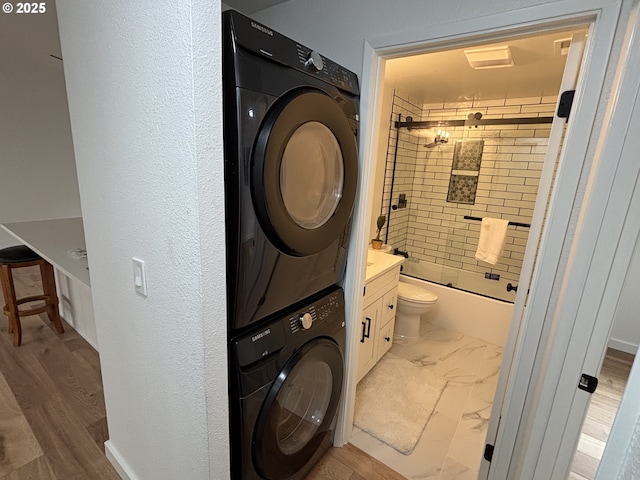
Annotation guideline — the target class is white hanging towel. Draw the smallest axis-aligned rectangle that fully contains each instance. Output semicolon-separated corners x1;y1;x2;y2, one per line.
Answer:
475;217;509;265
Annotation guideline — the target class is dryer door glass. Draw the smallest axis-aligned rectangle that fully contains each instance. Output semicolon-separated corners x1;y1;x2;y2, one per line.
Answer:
252;89;358;256
281;121;344;229
254;338;344;479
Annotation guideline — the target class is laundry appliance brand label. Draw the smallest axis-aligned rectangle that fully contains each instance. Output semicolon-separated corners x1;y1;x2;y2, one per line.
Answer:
236;322;286;367
252;328;271;342
251;21;273;36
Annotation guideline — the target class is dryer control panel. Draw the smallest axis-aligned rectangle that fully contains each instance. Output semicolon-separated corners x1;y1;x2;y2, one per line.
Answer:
295;45;359;95
226;10;359;96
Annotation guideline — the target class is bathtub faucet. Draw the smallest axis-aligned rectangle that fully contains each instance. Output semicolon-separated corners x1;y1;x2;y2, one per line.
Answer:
393;248;409;258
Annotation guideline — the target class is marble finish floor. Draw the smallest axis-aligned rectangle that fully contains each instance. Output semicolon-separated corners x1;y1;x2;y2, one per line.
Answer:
351;324;503;479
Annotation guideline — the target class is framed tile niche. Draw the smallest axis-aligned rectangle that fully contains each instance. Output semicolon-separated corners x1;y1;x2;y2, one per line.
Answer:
446;140;484;204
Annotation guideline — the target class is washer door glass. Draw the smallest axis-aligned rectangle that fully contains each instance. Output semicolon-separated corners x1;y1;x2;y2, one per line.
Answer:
254;338;344;479
281;122;344;230
276;357;333;454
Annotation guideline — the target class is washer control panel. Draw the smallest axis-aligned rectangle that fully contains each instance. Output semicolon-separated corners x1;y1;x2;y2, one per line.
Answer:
299;312;314;330
234;287;344;367
288;290;342;334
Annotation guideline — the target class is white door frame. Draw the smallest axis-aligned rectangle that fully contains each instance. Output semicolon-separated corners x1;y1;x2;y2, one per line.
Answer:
482;27;587;478
335;0;629;477
540;5;640;477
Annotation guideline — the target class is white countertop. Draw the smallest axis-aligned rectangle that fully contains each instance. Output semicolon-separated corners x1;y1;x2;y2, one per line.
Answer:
365;248;405;283
1;217;90;288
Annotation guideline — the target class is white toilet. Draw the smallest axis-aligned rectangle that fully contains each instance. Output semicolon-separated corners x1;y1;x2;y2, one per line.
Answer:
394;282;438;340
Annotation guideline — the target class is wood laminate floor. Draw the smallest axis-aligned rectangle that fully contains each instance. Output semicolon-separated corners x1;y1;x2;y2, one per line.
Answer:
569;348;634;480
0;266;119;479
307;443;406;480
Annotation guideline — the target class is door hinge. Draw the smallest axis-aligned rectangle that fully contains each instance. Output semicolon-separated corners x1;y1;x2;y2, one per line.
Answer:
578;373;598;394
484;443;495;462
557;90;575;120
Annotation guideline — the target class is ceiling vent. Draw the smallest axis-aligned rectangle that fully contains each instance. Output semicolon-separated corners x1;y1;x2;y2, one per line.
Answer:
464;46;514;69
554;38;572;56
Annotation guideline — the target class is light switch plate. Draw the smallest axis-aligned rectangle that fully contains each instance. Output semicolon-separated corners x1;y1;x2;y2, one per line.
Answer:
132;257;147;297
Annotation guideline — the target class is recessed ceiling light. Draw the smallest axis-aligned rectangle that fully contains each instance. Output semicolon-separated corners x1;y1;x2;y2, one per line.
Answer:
464;46;514;69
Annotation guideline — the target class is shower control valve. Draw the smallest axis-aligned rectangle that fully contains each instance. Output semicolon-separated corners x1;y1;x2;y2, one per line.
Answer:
299;312;314;330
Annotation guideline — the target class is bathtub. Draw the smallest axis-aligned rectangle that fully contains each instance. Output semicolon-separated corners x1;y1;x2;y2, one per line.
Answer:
402;260;517;303
400;273;513;347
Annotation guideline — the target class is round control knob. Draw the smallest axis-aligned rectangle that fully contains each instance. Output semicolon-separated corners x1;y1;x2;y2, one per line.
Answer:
305;51;323;71
299;312;314;330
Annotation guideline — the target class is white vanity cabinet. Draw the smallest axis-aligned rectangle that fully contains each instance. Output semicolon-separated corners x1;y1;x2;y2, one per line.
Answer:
356;250;403;383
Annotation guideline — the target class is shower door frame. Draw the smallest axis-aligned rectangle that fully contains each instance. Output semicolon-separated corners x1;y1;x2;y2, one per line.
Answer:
338;0;631;478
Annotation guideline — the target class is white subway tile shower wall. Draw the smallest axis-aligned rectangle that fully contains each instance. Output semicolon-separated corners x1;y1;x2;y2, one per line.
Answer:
380;92;423;252
381;92;556;287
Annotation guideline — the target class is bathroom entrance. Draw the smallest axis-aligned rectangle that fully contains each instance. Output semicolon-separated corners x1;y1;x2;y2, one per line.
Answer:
351;26;588;479
375;29;586;305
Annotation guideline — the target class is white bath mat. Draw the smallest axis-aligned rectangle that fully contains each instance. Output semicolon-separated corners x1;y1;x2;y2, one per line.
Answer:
354;352;447;455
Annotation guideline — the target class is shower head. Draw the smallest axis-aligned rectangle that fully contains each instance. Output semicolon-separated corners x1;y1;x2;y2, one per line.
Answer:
424;129;450;148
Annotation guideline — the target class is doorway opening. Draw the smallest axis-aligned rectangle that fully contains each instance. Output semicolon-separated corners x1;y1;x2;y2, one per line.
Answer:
351;26;588;479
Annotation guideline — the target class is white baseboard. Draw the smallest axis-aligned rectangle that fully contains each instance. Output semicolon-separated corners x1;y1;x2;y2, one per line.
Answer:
608;337;639;355
105;440;138;480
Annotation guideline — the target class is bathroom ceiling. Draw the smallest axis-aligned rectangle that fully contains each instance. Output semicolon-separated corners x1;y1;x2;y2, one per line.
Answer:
384;28;588;104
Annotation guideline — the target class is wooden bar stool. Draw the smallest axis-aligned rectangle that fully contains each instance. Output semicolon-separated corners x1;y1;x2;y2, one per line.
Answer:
0;245;64;346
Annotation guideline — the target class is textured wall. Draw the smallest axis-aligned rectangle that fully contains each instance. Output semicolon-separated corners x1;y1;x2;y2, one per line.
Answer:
619;421;640;479
56;1;228;478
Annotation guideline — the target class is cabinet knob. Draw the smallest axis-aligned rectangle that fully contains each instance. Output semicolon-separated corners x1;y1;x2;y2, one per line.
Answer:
385;336;391;342
388;304;394;310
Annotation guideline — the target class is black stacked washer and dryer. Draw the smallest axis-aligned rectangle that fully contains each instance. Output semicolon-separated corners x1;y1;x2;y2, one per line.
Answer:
222;10;359;480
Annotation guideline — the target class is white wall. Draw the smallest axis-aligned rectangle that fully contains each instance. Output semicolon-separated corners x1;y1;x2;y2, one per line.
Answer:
609;233;640;354
56;1;228;479
0;1;81;248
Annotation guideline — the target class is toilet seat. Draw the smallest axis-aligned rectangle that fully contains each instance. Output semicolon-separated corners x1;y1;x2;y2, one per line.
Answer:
398;282;438;304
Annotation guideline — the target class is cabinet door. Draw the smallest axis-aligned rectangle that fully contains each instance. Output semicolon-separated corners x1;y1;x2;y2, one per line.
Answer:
378;318;395;359
378;287;397;359
356;301;379;383
381;286;398;323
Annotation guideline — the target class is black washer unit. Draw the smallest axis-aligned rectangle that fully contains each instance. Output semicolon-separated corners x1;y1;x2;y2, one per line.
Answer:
222;10;359;332
228;285;346;480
